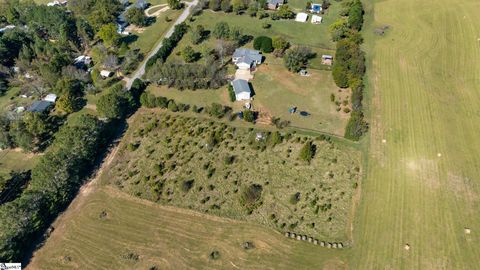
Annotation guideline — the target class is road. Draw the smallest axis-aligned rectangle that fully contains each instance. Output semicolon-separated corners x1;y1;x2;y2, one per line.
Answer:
125;0;199;89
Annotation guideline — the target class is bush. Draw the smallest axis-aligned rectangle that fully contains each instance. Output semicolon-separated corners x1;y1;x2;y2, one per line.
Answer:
181;179;195;192
240;184;263;212
299;141;316;162
253;36;273;53
243;110;255;122
228;84;236;102
290;192;301;204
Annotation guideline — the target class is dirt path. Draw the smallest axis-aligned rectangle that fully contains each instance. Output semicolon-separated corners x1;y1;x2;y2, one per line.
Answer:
145;4;169;17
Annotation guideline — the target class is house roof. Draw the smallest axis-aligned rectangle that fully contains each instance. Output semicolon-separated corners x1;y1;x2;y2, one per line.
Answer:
233;48;261;59
322;54;333;59
233;48;262;66
267;0;284;5
232;79;251;95
27;100;53;113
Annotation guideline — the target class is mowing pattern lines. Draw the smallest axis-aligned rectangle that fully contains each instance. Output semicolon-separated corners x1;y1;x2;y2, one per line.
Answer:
354;0;480;269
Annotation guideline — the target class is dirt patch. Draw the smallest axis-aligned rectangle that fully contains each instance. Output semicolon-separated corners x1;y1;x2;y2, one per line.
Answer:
125;24;146;34
447;172;478;202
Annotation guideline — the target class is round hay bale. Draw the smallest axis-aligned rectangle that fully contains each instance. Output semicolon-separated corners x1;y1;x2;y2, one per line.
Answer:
313;239;319;245
338;243;343;248
332;243;338;249
465;228;471;234
320;241;325;247
285;232;290;237
296;235;302;241
290;233;296;239
308;237;313;243
301;235;307;241
327;243;332;248
404;244;410;251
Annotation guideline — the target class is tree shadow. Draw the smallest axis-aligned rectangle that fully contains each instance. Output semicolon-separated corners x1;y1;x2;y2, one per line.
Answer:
119;34;138;46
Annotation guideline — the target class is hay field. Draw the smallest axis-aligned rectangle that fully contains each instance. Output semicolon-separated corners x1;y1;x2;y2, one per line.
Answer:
352;0;480;268
28;187;349;270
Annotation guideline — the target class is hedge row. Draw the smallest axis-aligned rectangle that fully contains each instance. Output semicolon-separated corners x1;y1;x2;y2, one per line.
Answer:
331;0;368;141
145;22;189;69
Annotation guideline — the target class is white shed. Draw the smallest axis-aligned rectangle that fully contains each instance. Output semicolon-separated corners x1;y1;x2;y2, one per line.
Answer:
43;93;58;103
295;13;308;23
311;15;323;24
100;70;113;78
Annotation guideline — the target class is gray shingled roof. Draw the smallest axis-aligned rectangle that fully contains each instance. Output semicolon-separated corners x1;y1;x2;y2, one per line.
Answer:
232;79;251;95
233;48;262;63
27;100;53;113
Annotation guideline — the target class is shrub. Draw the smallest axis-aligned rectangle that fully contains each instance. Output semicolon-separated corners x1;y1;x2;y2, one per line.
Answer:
240;184;263;212
290;192;301;204
243;110;255;122
262;22;271;29
253;36;273;53
228;84;236;102
299;141;316;162
181;179;195;192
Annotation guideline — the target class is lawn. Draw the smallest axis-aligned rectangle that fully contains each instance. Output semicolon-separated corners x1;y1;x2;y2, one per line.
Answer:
0;150;39;178
352;0;480;268
102;111;361;241
28;187;349;270
128;8;183;55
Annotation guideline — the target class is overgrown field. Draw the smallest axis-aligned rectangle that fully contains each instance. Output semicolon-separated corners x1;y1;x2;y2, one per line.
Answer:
102;111;361;241
353;0;480;268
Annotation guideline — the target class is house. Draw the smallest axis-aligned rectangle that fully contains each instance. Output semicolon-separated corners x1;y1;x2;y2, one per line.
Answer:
267;0;285;10
27;100;53;113
310;3;322;13
43;94;58;103
100;70;113;78
295;13;309;23
311;15;322;24
232;48;263;70
231;79;251;101
117;13;129;34
74;55;92;68
321;55;333;65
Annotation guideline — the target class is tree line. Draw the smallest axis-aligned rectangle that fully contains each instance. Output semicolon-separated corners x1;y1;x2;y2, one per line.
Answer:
330;0;368;141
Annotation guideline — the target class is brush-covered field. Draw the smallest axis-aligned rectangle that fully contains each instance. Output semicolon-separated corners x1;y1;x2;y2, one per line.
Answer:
103;111;361;241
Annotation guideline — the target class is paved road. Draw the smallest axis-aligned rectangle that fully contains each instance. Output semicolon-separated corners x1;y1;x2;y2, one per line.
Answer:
125;0;198;89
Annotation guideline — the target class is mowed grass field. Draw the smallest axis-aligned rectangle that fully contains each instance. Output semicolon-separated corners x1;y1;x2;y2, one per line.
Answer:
28;187;349;270
352;0;480;269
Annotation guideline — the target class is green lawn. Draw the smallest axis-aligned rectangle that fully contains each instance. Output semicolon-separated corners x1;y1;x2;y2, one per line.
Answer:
129;9;183;55
0;150;40;178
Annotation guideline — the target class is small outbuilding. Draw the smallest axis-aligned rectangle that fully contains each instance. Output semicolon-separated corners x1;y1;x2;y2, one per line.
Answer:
231;79;251;101
27;100;53;113
43;93;58;103
295;13;308;23
321;55;333;65
100;70;114;78
311;15;323;24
